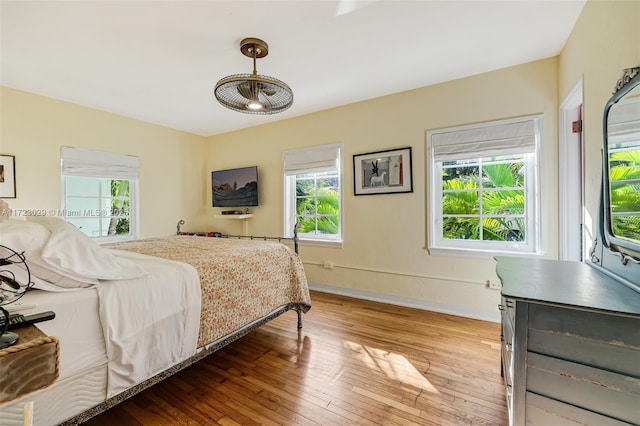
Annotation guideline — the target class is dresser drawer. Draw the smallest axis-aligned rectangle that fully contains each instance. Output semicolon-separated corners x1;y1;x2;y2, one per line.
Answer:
526;352;640;424
528;303;640;377
525;392;631;426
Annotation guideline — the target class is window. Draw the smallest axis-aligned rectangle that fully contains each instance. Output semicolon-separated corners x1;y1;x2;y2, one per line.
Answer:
427;116;543;256
283;144;342;246
61;147;139;241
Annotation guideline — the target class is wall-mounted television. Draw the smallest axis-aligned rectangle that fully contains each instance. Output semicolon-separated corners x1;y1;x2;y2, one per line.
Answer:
211;166;258;207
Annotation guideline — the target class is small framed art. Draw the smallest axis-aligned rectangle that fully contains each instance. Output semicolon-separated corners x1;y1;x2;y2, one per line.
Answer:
353;147;412;196
0;155;16;198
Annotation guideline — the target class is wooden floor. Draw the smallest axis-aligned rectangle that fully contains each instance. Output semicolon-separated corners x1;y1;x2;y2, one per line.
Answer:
85;291;507;425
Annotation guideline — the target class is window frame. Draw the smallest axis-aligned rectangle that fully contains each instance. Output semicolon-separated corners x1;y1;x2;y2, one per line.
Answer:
283;143;343;248
60;147;139;243
427;115;545;258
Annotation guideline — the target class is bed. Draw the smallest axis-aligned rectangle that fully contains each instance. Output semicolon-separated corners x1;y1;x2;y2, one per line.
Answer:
0;217;311;425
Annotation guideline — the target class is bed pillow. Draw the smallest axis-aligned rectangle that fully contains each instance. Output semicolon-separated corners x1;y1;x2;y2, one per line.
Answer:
19;256;97;289
0;262;93;292
27;217;147;280
0;219;50;255
0;219;98;288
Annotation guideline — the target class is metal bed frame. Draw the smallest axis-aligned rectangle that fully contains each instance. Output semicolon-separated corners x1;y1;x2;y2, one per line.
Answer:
58;220;306;424
61;303;305;425
176;219;300;254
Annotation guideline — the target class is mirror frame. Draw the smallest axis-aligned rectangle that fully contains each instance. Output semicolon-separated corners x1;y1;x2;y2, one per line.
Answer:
590;67;640;292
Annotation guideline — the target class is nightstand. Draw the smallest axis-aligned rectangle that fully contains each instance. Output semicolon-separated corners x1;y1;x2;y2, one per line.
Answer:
0;325;59;403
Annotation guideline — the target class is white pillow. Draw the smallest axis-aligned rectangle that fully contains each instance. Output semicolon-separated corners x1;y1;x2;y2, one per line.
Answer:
0;219;98;288
27;217;147;281
0;219;50;256
0;262;93;292
20;257;97;289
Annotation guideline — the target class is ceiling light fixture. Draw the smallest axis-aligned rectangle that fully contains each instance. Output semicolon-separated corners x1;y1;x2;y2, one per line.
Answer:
214;38;293;115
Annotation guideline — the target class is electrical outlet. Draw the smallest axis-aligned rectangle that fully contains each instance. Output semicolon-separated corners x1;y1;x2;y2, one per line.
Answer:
486;279;502;290
323;261;334;269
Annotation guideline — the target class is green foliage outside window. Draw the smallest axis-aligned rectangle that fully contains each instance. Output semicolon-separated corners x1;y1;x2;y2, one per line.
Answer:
109;179;130;235
442;157;526;242
295;173;340;236
65;176;132;238
609;148;640;242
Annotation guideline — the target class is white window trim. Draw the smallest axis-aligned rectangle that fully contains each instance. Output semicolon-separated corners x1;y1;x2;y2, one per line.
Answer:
296;238;344;249
61;146;140;242
427;115;545;258
283;143;344;245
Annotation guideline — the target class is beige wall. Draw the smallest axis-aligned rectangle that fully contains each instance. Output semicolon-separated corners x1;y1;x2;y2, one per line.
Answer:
205;0;639;322
1;0;635;322
0;87;208;236
558;0;640;245
206;57;559;321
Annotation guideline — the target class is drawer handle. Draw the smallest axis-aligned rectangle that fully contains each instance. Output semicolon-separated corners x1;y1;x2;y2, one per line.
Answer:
498;304;505;311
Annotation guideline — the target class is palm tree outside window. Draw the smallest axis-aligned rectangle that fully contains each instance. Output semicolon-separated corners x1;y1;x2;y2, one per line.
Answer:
283;144;342;246
61;147;139;242
427;116;544;256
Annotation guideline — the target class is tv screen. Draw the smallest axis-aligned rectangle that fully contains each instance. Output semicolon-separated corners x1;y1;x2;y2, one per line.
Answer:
211;166;258;207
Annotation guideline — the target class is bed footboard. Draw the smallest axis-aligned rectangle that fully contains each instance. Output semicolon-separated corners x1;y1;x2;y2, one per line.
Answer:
176;219;301;254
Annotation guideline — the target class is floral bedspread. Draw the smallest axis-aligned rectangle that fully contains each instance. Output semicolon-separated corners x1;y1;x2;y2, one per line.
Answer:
107;236;311;347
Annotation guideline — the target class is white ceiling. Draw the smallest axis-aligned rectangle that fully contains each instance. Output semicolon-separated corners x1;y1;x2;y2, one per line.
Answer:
1;1;585;137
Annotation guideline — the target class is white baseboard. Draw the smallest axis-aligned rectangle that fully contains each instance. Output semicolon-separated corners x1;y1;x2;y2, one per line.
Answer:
308;282;500;323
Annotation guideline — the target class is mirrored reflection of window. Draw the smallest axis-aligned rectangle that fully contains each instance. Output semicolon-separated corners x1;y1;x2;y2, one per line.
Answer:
606;86;640;245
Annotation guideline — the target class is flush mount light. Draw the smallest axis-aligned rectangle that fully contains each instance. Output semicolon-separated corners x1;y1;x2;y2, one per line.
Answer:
214;38;293;115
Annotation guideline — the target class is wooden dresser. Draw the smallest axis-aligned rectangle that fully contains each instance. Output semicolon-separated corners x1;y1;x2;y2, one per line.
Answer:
496;257;640;425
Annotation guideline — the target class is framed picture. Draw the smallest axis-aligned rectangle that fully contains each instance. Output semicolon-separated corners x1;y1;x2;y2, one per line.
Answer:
353;147;412;195
0;155;16;198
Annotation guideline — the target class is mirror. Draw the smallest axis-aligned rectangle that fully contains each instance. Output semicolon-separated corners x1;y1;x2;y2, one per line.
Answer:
593;67;640;292
606;70;640;247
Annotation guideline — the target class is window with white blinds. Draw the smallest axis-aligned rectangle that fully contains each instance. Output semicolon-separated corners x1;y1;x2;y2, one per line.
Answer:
283;143;343;246
61;146;139;241
427;116;544;256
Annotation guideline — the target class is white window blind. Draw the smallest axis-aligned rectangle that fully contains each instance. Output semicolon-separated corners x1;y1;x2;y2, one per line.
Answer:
427;115;545;257
283;144;341;175
61;146;139;179
283;143;343;246
431;119;538;161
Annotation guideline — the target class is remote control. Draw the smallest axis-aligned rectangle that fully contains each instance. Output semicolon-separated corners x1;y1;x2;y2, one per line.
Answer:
0;313;22;328
2;311;55;330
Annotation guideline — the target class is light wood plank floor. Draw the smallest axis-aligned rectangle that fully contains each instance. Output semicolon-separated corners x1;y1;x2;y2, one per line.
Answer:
85;291;507;425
